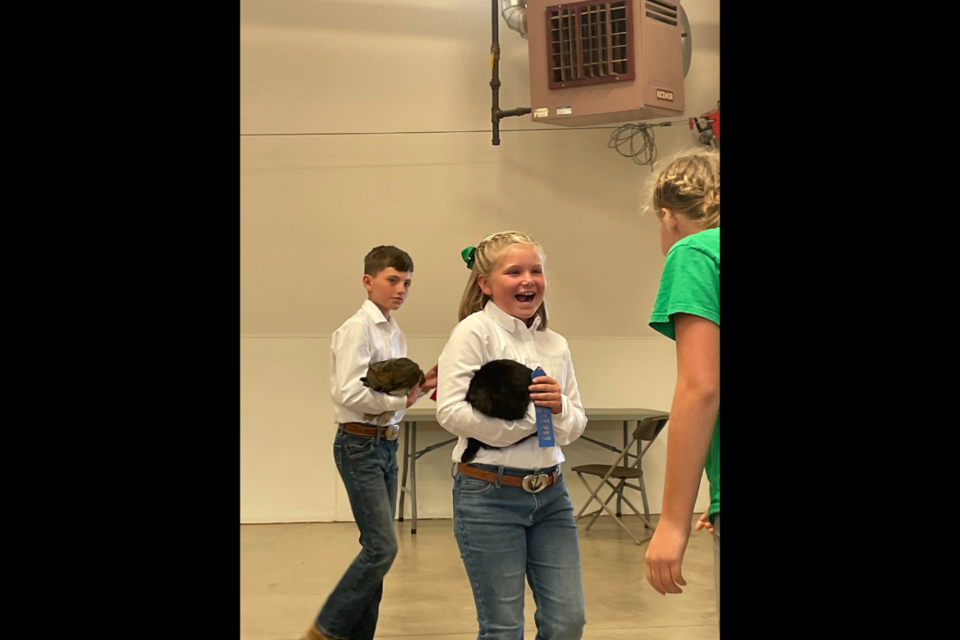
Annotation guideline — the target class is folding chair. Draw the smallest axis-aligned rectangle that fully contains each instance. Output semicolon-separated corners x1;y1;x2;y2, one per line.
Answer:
571;413;670;545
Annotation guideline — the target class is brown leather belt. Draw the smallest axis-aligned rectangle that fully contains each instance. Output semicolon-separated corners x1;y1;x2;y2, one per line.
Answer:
456;463;560;494
341;422;400;441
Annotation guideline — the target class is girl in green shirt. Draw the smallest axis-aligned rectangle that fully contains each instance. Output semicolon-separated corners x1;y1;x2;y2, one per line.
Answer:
643;150;721;620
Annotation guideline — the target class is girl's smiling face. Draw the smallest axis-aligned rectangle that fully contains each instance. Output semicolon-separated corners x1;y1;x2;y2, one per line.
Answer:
477;243;545;323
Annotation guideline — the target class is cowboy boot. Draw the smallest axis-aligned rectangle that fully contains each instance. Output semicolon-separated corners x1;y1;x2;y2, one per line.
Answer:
301;625;336;640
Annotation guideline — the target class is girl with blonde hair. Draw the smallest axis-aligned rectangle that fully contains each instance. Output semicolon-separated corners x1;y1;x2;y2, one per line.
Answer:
437;231;588;640
642;150;721;620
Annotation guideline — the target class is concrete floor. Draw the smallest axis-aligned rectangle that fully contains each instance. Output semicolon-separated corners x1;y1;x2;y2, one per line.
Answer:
240;515;718;640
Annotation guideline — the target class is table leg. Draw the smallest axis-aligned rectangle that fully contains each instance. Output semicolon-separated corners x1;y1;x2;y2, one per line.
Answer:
399;422;409;522
630;420;651;528
411;421;418;534
618;421;628;517
636;427;651;528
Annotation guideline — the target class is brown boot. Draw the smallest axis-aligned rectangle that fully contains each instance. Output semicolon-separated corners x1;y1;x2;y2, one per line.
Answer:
301;625;334;640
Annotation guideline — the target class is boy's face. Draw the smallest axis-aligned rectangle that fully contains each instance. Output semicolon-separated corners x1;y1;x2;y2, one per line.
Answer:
364;267;412;315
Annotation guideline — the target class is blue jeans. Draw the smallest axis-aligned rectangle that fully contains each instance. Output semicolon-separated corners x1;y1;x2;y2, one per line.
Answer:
315;428;399;640
453;464;586;640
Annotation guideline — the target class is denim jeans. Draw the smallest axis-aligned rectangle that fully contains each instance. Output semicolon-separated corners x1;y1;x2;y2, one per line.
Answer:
453;463;586;640
315;428;399;640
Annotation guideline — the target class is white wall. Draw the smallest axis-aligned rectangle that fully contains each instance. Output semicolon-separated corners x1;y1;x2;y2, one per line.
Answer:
240;0;720;523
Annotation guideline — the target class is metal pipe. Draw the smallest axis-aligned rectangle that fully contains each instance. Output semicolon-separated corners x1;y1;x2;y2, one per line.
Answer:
490;0;533;146
501;0;527;39
491;0;501;145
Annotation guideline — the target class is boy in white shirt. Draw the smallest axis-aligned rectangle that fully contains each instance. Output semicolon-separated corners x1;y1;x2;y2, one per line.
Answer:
303;246;437;640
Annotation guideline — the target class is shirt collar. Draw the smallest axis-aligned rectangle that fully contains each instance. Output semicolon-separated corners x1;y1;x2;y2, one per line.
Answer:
483;300;540;334
362;299;397;330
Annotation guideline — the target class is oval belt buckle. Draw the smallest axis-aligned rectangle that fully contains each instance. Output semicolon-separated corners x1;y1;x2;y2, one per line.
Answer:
522;473;549;494
386;425;400;441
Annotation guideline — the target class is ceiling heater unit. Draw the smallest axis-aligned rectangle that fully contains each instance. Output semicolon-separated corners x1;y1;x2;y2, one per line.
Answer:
526;0;685;127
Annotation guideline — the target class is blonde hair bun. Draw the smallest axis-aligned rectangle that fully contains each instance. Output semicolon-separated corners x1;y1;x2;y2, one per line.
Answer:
651;149;719;229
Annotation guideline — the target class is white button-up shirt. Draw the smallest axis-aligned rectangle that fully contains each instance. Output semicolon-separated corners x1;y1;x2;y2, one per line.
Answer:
330;300;409;426
437;301;587;469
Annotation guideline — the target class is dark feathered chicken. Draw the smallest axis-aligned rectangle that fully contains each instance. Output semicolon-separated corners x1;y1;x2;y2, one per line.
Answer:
461;359;537;463
360;357;426;425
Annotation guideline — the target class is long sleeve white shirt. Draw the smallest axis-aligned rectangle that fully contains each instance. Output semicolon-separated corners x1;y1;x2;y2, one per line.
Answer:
330;300;409;425
436;301;588;469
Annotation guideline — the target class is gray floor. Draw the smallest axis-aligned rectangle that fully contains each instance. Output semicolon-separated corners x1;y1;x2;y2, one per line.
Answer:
240;514;719;640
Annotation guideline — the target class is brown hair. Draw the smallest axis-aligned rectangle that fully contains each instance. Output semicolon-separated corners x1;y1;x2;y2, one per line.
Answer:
651;149;720;229
457;231;548;330
364;245;414;276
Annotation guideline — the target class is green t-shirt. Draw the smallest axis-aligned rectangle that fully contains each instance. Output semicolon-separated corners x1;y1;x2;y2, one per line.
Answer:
649;227;720;522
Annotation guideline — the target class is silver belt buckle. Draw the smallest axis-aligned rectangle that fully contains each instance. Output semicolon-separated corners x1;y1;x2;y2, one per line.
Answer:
385;425;400;441
522;473;550;494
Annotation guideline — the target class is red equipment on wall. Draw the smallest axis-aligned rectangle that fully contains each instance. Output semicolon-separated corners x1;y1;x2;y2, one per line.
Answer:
690;100;719;148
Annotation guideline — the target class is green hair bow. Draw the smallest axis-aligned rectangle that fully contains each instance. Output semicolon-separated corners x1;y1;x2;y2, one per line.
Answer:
461;246;477;270
461;234;496;270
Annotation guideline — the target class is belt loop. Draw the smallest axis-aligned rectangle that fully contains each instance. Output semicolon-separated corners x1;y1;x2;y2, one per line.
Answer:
375;427;381;445
495;466;504;489
337;423;344;435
